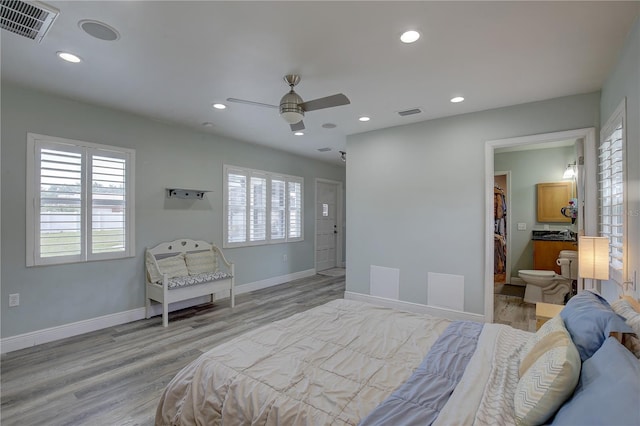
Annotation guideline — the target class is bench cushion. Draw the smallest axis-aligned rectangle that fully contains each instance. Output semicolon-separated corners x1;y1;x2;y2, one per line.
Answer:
185;250;217;275
167;271;233;290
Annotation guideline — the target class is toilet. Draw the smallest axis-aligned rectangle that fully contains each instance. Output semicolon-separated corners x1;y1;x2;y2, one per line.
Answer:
519;250;578;305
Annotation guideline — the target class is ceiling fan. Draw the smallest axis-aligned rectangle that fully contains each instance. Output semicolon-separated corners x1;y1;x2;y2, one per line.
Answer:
227;75;350;132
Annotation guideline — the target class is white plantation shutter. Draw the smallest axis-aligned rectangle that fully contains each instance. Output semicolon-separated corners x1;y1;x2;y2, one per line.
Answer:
39;146;84;260
250;175;267;241
227;172;247;243
224;165;303;247
27;134;135;266
90;152;127;255
288;180;302;240
271;179;286;240
599;101;626;284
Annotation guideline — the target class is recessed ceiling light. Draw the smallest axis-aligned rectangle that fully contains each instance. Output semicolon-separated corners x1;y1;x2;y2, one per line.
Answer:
450;96;465;103
359;116;371;122
294;131;304;136
400;30;420;44
57;52;81;63
212;103;227;110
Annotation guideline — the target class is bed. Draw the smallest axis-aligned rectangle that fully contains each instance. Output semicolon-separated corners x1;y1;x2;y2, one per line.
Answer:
156;292;640;426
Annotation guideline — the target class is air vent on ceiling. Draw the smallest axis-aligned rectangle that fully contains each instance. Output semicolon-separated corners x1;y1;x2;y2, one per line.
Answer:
1;0;59;43
317;147;332;152
397;108;422;117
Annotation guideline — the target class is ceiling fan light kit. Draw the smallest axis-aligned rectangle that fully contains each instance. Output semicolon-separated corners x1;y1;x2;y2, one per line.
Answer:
280;92;305;124
227;74;350;132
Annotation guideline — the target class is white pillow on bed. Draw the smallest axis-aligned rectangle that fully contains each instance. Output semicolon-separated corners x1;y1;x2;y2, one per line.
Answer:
514;316;581;426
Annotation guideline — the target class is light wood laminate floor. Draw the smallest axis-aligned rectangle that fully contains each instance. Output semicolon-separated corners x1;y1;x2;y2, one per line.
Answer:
1;274;345;426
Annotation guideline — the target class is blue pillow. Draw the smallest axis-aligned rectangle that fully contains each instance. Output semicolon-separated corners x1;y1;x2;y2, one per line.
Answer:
560;290;632;361
551;337;640;425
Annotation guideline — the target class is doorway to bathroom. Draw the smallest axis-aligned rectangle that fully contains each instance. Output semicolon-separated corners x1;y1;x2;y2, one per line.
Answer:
483;128;598;323
494;172;510;288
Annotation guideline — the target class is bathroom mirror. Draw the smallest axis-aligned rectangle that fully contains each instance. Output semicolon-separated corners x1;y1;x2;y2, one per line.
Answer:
536;181;574;222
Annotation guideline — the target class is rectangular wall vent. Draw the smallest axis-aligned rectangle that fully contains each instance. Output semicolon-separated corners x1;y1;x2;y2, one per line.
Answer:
317;147;332;152
1;0;59;43
398;108;422;117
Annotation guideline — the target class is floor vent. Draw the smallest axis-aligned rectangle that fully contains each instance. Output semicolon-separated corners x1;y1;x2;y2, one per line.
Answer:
398;108;422;117
1;0;59;43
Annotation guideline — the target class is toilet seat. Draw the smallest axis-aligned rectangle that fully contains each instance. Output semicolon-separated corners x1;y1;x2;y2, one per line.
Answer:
519;270;556;277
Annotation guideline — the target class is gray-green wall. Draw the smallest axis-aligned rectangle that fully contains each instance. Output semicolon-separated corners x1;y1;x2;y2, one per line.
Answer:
346;92;600;315
494;146;576;280
600;18;640;300
1;83;345;338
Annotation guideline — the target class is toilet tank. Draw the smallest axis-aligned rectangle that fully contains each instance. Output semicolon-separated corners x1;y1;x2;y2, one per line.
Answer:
558;250;579;279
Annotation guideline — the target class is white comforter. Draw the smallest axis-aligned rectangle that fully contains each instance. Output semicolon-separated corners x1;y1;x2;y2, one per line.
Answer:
155;299;531;426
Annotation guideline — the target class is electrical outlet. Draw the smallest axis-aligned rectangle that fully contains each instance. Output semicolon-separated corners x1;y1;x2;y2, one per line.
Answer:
9;293;19;307
283;254;288;262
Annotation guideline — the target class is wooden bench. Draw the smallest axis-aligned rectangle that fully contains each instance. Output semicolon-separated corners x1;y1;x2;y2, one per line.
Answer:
145;239;235;327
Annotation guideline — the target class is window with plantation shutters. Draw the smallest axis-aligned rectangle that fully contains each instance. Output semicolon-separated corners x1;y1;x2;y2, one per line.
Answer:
223;165;303;247
26;134;135;266
599;100;626;285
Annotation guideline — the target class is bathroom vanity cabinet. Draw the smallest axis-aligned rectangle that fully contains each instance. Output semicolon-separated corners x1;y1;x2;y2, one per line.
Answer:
533;240;577;274
537;182;574;222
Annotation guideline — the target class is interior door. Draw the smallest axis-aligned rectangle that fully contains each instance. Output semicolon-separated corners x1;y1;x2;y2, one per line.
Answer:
316;181;338;271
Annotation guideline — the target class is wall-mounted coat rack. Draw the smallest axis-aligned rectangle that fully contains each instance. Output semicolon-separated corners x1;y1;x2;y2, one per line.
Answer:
166;188;211;199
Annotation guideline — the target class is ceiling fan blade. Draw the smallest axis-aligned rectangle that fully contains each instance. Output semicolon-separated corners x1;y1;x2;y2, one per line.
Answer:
300;93;350;112
290;121;305;132
226;97;278;109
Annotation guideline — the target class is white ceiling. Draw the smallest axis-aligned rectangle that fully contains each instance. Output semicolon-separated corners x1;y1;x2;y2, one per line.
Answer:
2;1;638;165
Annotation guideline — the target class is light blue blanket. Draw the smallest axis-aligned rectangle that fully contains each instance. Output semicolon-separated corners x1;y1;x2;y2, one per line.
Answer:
359;321;483;426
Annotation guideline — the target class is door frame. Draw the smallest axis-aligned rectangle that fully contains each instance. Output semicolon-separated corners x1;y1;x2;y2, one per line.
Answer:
494;170;512;286
484;128;597;323
314;178;344;271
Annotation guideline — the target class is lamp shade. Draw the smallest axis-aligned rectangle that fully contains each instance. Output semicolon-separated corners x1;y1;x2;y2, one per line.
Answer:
578;236;610;280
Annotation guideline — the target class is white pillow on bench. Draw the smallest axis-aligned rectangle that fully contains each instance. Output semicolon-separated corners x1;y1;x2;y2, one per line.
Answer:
147;252;189;284
185;250;217;275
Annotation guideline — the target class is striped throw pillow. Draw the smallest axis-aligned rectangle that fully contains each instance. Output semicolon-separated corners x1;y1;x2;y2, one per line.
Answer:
519;314;564;365
515;317;581;425
611;297;640;358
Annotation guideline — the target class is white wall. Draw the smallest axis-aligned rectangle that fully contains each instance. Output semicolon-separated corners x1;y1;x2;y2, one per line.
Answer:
1;82;345;339
600;18;640;300
346;92;600;315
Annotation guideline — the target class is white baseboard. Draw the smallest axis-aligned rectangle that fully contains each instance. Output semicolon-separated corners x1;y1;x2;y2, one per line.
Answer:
1;269;317;354
231;268;316;295
344;291;485;323
0;307;146;354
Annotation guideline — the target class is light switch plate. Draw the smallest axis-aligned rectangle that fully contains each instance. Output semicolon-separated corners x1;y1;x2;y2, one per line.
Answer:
517;223;527;231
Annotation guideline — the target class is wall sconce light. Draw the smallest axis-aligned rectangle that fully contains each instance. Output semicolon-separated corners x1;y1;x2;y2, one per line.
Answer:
578;236;609;281
339;151;346;162
562;162;576;179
